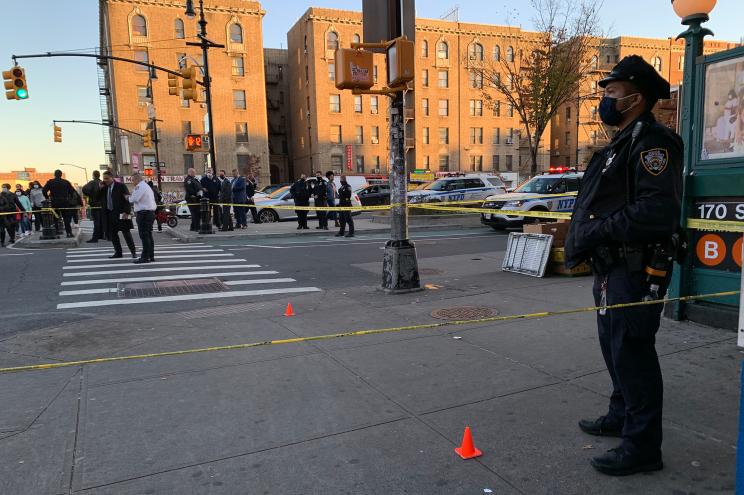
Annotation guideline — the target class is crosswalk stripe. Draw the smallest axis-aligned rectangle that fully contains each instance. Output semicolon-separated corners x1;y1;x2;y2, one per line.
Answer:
63;264;259;277
65;245;209;254
58;278;297;296
63;259;248;270
60;271;279;286
67;243;207;252
56;287;322;309
66;249;223;258
66;254;235;262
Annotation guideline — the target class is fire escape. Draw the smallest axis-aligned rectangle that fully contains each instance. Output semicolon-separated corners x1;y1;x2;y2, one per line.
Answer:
98;1;117;170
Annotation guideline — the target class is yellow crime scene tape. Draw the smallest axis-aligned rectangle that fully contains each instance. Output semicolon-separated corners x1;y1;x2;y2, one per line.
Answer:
0;290;737;375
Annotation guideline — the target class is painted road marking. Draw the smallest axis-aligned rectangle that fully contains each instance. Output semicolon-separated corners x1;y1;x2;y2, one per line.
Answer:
56;287;322;309
62;264;259;277
60;271;279;286
66;254;235;262
58;278;297;296
66;249;222;258
63;259;248;270
67;243;207;252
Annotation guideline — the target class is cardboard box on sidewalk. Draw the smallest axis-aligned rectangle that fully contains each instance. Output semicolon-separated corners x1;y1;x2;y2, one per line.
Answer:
523;222;570;247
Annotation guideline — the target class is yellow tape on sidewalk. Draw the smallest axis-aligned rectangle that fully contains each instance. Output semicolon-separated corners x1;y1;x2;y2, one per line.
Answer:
0;290;736;375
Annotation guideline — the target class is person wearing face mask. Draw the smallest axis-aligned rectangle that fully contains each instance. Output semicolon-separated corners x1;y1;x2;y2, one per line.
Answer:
0;183;25;247
335;175;354;238
218;170;234;231
15;187;32;237
200;169;222;230
28;181;46;232
42;170;76;238
565;55;683;476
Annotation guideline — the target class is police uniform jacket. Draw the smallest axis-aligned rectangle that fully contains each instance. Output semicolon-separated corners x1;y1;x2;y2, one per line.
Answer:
313;179;327;201
337;183;353;207
184;176;203;203
290;180;310;206
564;112;683;268
42;177;76;209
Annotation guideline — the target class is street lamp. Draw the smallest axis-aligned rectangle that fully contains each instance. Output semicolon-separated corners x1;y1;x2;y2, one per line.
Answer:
668;0;716;320
59;163;88;186
184;0;196;18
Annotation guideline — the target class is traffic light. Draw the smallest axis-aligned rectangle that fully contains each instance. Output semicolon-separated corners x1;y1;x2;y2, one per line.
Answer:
143;129;153;148
3;66;28;100
181;66;198;101
53;125;62;143
167;72;179;96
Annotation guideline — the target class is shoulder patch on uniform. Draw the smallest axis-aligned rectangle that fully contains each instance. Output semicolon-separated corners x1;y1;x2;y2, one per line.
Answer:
640;148;669;176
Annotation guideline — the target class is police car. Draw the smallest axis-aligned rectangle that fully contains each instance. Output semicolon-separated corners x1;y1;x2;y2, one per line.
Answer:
407;174;506;204
480;168;583;229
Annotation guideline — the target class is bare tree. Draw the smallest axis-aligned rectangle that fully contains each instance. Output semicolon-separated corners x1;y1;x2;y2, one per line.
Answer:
469;0;603;177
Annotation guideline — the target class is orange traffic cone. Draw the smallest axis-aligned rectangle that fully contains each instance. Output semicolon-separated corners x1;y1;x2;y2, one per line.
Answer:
454;426;482;459
284;302;295;317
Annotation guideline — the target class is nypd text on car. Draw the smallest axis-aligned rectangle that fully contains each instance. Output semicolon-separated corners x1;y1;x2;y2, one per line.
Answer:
407;174;506;204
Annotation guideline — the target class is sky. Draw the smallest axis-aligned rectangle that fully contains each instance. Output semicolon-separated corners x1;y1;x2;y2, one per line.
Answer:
0;0;741;184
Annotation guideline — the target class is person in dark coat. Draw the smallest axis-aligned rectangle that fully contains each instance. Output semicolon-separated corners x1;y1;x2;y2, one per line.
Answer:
218;170;234;231
335;175;354;237
42;169;76;237
246;175;261;224
101;171;136;259
184;168;204;232
312;171;328;230
565;55;683;477
231;169;247;229
200;169;222;229
82;171;104;242
290;174;310;230
326;171;339;227
0;183;25;247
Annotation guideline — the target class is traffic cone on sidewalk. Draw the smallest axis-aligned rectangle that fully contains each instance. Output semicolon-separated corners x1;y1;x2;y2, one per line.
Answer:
284;302;295;317
454;426;482;459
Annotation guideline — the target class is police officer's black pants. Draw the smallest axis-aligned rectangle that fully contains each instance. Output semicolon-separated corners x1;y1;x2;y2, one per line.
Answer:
338;211;354;235
296;210;308;228
188;205;200;231
317;210;327;228
592;264;667;457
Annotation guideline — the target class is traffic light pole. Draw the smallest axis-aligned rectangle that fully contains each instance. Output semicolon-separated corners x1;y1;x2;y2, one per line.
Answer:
147;72;162;190
51;120;145;138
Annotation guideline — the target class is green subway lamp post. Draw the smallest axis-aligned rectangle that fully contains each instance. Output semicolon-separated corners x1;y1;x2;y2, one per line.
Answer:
668;0;716;320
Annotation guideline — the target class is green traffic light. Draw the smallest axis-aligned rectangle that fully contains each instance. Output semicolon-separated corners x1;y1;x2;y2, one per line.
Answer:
16;88;28;99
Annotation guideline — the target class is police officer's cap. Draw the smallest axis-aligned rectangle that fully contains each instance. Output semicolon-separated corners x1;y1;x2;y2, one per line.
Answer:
598;55;671;100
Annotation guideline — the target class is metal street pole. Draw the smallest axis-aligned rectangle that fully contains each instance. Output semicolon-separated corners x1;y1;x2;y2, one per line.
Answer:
60;163;87;186
380;0;421;293
147;66;162;190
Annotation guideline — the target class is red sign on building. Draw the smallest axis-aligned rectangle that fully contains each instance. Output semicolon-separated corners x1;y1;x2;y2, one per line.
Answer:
345;145;353;171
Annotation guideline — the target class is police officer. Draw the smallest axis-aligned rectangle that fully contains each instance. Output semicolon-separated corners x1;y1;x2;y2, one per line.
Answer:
290;174;310;229
335;175;354;238
312;171;328;230
183;168;204;232
565;55;683;476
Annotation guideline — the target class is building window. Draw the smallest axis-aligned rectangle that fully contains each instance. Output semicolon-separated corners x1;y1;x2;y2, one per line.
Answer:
373;155;381;171
230;23;243;44
469;43;484;61
437;41;449;59
330;125;342;144
492;155;500;170
470;127;483;145
439;127;449;144
175;18;185;39
373;65;378;84
355;125;364;144
304;65;309;82
176;53;187;70
590;130;598;145
493;45;500;61
232;56;245;76
371;126;380;144
331;155;343;170
370;96;379;114
565;131;570;146
470;155;483;171
354;95;362;113
493;101;500;117
566;106;571;121
181;121;192;136
507;103;514;117
183;154;194;174
422;98;429;116
505;155;513;171
422;40;429;58
469;71;483;89
678;57;684;71
330;94;341;113
134;49;149;70
492;128;500;144
137;86;148;104
590;55;598;69
328;62;335;81
506;127;514;144
131;14;147;37
327;31;339;51
652;56;662;72
438;99;449;116
233;90;246;109
506;46;514;62
355;155;365;173
422;69;429;87
591;105;598;120
423;127;430;144
438;70;449;88
235;122;249;143
353;33;361;45
469;99;483;116
181;95;190;108
439;155;450;171
423;155;430;168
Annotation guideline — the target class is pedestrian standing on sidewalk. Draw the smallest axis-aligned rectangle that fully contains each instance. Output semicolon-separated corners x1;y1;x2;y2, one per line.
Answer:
102;171;136;259
246;175;261;224
128;173;157;264
218;170;234;231
42;170;76;238
231;169;247;229
184;168;203;232
335;175;354;238
15;188;32;237
200;169;222;230
82;171;104;243
290;174;310;230
29;181;45;232
0;183;25;247
326;171;339;227
312;171;328;230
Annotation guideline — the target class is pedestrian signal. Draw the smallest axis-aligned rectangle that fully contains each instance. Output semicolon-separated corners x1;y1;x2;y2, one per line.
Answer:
3;66;28;100
387;38;414;87
185;134;209;152
53;125;62;143
143;168;154;177
335;49;374;90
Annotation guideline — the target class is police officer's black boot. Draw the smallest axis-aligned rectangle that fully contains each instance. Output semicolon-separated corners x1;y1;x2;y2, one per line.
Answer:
578;416;622;437
590;446;663;476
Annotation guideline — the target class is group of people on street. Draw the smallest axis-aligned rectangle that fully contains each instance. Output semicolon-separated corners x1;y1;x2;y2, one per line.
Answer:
290;172;355;237
184;168;261;232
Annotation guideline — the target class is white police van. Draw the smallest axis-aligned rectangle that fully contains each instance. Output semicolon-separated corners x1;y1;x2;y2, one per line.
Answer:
407;174;506;204
480;169;583;230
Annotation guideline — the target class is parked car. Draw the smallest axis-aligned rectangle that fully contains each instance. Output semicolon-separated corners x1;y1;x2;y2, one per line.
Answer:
259;183;291;195
253;184;363;223
407;174;507;204
357;184;390;206
480;171;584;230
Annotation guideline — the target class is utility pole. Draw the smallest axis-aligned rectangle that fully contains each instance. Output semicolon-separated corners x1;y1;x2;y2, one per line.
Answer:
147;65;162;189
185;0;224;175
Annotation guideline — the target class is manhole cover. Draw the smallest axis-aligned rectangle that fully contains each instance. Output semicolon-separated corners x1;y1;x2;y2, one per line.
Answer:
430;307;499;321
118;278;228;298
419;268;444;276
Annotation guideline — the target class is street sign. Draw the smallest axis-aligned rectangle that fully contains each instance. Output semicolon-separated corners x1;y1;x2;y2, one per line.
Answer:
346;145;353;171
362;0;415;48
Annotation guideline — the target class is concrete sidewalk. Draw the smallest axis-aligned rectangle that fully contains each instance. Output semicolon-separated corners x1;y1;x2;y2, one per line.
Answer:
0;255;738;494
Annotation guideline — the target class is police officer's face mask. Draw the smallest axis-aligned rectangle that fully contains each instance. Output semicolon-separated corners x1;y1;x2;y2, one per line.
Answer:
598;93;640;126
